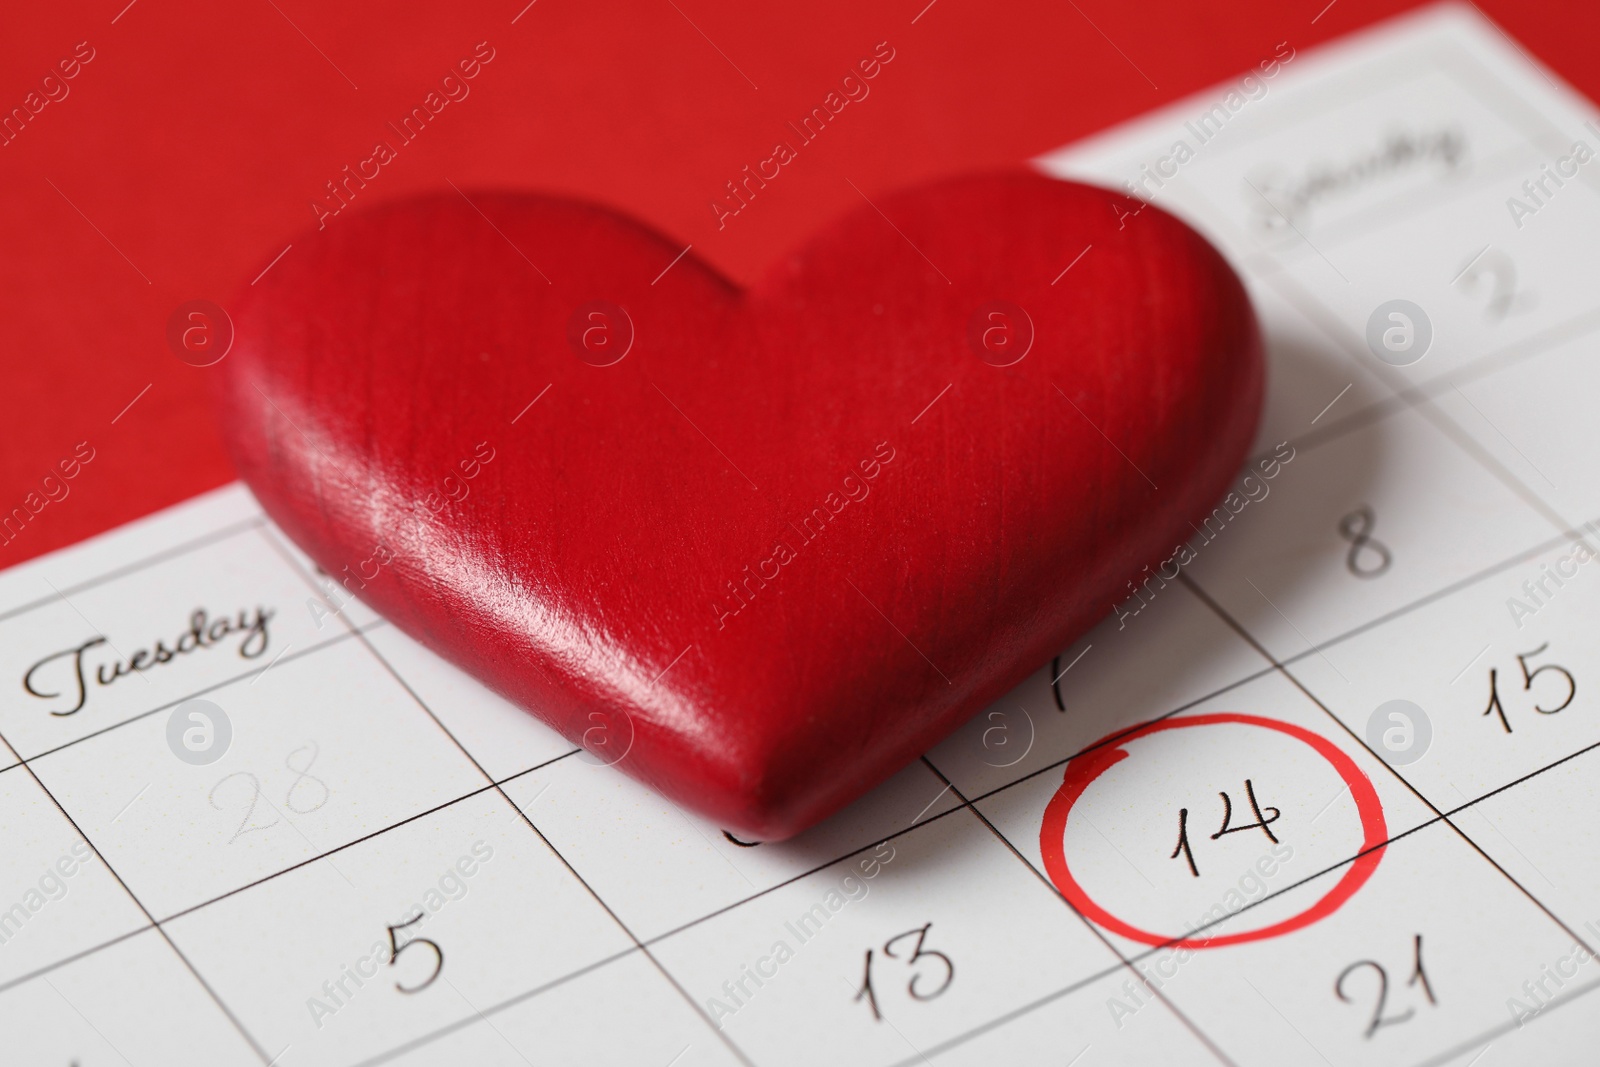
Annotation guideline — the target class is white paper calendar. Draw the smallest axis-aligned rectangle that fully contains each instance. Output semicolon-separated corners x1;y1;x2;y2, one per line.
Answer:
4;4;1600;1063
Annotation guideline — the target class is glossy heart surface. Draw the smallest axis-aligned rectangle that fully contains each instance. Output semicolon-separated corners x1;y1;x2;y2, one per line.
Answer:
216;172;1262;840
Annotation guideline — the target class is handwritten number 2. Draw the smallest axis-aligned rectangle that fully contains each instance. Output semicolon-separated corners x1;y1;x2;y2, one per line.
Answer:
1337;960;1408;1038
208;772;279;844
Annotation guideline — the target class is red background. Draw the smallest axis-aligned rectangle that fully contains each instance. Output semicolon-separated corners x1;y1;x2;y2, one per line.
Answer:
2;0;1595;569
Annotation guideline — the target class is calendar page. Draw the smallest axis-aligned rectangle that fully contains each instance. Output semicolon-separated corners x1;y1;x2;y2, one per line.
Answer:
4;4;1600;1064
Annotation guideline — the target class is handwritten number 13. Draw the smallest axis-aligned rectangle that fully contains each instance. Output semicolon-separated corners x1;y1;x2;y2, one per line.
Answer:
855;922;954;1021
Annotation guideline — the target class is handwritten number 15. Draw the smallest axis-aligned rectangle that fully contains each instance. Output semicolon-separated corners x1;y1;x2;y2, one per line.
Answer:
1483;643;1575;733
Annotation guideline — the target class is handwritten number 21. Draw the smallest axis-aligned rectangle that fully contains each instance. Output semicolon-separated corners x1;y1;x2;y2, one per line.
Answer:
1336;934;1436;1038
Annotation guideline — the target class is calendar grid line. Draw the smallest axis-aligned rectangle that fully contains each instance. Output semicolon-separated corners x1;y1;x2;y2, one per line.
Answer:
8;499;1584;1030
346;943;647;1067
1154;78;1600;1053
12;577;1599;1067
0;514;266;629
5;14;1599;1064
0;924;150;1000
1265;271;1571;535
1142;40;1600;512
950;510;1595;818
1266;514;1595;674
1245;299;1600;472
0;409;1585;983
1440;45;1600;181
351;762;1103;1061
1409;972;1600;1067
1156;70;1600;1048
1280;651;1600;952
4;489;1592;1060
1436;736;1600;821
1179;571;1599;958
860;795;1456;1064
0;618;383;777
367;670;763;1067
155;747;583;925
0;722;274;1063
0;748;591;1024
0;408;1575;881
916;757;1241;1067
339;790;998;1066
1417;388;1585;529
1118;39;1530;267
256;526;761;1067
1253;249;1583;538
1092;40;1550;299
1236;135;1539;267
905;713;1585;1060
8;584;1594;1063
636;806;972;946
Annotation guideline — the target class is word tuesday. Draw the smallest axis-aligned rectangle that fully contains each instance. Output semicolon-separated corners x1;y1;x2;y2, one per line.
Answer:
23;607;274;717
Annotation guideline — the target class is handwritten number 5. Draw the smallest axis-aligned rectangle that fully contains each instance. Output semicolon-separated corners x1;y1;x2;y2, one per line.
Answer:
387;913;443;994
1519;643;1575;714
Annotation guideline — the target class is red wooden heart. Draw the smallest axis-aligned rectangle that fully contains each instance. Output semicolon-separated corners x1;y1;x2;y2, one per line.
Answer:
216;172;1261;840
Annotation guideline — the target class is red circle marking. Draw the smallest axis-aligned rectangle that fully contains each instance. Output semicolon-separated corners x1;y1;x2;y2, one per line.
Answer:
1039;712;1387;949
